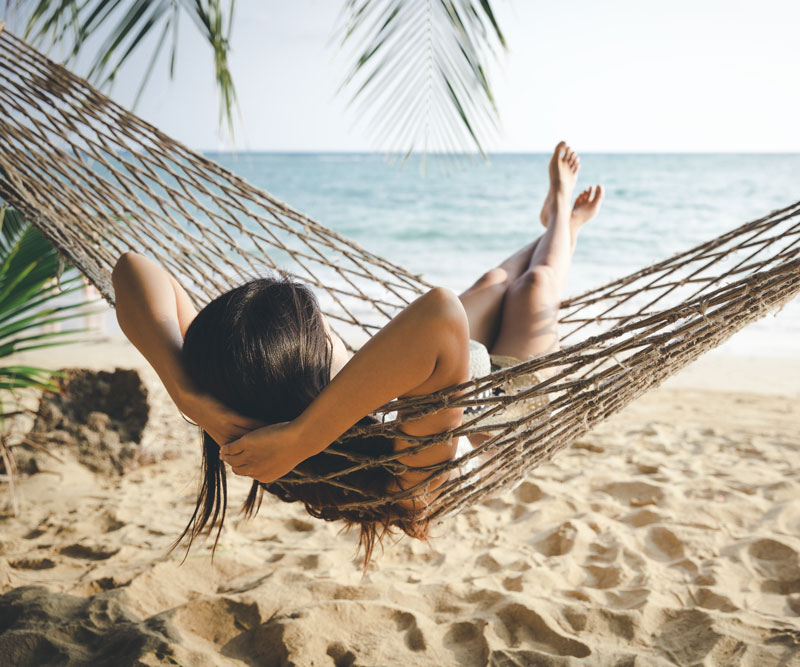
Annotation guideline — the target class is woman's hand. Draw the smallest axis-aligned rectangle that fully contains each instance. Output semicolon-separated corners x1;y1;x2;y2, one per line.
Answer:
220;421;306;483
179;391;267;448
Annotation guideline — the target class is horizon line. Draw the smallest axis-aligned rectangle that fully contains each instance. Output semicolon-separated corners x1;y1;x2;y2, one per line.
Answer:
197;149;800;156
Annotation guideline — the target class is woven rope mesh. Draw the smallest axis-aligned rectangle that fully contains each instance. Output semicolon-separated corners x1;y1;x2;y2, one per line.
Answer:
1;26;798;521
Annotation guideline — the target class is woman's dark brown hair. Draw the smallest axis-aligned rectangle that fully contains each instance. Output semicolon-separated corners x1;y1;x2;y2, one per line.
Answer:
173;276;428;567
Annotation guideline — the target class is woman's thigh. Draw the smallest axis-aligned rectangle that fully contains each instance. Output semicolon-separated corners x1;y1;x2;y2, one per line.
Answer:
489;266;560;360
458;268;509;347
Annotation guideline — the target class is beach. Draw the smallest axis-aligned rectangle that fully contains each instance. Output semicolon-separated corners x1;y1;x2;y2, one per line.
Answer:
1;337;798;665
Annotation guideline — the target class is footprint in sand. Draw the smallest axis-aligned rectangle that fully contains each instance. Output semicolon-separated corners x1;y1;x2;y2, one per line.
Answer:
670;558;699;578
9;557;56;570
59;543;119;560
326;642;358;667
493;603;591;658
514;481;544;504
653;608;720;665
99;511;124;533
392;610;426;652
535;521;587;557
643;526;685;562
584;564;623;590
603;588;651;610
694;587;738;612
563;607;636;641
475;553;502;573
618;508;662;528
465;588;506;612
502;575;524;592
443;621;489;667
598;480;666;507
170;597;261;647
509;559;532;573
298;554;325;571
286;518;315;532
745;538;800;594
23;528;46;540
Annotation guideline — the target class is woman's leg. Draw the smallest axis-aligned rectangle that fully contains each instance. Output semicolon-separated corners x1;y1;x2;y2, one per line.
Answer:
458;150;565;347
459;142;603;351
458;241;538;348
489;144;603;359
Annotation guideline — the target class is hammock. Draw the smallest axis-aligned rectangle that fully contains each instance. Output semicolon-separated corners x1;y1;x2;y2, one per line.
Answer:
0;24;798;523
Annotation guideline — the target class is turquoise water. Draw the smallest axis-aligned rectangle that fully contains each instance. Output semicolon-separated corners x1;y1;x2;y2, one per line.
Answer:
90;152;798;357
203;152;800;358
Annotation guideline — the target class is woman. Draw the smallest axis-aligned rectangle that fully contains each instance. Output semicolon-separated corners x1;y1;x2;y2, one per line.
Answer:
112;142;603;565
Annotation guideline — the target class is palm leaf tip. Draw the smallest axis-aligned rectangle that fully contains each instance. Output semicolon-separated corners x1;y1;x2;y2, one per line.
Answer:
337;0;506;161
19;0;238;133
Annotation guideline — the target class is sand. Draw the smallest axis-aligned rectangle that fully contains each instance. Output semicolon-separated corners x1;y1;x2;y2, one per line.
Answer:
0;337;799;666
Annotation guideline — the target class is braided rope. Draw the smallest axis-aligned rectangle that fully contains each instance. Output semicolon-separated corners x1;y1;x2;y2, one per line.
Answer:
0;24;798;520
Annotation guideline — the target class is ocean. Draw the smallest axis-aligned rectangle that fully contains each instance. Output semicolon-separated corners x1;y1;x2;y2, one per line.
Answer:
206;152;800;357
104;152;800;358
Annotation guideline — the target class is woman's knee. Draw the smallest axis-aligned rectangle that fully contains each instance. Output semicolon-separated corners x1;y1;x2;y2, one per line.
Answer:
468;267;509;292
513;266;556;296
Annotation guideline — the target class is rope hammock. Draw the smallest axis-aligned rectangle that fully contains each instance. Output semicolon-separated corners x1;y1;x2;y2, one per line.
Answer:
1;24;798;523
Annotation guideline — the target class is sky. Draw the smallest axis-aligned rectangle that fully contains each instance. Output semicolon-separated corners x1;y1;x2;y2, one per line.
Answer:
4;0;800;153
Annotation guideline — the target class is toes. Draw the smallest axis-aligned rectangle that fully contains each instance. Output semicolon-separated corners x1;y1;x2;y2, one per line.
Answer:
564;149;580;169
594;184;605;202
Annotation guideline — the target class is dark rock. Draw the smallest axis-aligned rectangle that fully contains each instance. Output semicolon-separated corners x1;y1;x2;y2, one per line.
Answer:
28;368;150;475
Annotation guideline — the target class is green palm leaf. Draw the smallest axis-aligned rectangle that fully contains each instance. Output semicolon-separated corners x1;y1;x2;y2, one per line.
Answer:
0;207;100;399
17;0;238;134
337;0;505;161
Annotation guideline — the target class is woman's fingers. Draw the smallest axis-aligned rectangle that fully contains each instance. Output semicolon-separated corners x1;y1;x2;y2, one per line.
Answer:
221;449;248;469
220;437;248;457
221;446;242;462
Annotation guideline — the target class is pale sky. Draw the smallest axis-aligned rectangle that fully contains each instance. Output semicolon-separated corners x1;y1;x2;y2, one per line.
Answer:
5;0;800;152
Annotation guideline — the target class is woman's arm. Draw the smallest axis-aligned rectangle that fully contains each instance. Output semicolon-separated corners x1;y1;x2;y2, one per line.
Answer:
112;252;264;443
112;252;199;408
222;286;471;482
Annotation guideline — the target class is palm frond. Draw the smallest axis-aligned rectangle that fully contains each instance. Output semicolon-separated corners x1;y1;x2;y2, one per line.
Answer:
17;0;238;133
0;208;98;393
336;0;506;161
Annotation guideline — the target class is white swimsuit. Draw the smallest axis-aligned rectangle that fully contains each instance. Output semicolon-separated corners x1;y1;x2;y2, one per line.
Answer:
454;435;478;475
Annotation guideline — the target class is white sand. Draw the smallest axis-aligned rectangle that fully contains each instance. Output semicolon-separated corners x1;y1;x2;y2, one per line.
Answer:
1;337;799;665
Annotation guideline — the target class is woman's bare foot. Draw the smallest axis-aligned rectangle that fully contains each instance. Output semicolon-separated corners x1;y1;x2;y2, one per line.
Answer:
570;185;604;237
540;141;579;227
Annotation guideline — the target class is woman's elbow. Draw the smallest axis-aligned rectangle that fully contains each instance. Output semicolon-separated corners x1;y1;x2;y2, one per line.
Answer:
111;252;154;291
112;252;139;283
